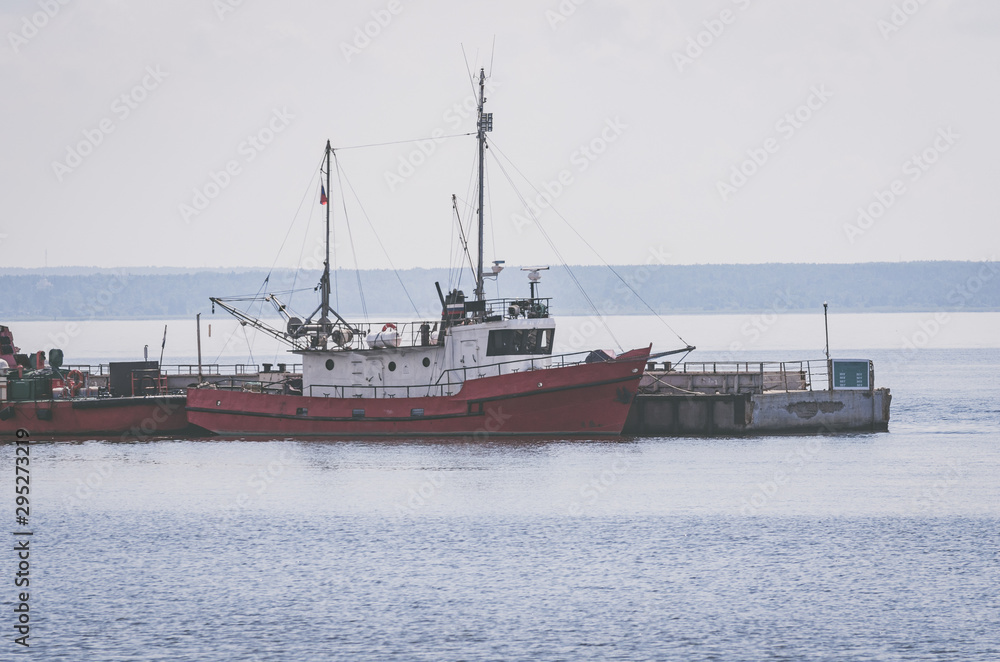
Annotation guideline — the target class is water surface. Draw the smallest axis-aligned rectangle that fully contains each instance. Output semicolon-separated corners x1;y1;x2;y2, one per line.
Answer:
3;328;998;660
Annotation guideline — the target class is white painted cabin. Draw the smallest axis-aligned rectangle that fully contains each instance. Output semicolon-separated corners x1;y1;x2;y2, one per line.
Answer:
298;316;557;399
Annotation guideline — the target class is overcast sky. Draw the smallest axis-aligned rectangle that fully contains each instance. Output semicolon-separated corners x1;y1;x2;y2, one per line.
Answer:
1;0;997;271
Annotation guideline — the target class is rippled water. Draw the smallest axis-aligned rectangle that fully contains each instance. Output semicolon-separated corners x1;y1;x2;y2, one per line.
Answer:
4;347;999;660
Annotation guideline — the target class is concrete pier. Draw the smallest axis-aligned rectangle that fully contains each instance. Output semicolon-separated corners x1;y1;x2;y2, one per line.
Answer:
624;362;891;435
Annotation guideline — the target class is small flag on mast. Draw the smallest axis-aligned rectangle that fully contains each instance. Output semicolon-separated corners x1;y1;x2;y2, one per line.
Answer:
320;185;328;205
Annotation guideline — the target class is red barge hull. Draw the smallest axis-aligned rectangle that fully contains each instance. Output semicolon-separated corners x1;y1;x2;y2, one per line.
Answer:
186;348;650;437
0;395;189;438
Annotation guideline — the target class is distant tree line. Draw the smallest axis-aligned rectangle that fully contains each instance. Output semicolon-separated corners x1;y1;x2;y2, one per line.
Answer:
1;261;997;320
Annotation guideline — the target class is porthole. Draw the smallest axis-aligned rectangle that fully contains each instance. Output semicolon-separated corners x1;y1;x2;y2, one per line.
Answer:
388;361;397;372
325;359;335;370
422;357;430;367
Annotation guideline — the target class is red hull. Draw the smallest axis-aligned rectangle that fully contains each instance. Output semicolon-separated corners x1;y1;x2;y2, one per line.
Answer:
187;348;650;437
0;395;189;438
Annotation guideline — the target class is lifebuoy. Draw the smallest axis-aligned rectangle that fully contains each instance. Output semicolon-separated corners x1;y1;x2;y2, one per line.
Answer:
65;369;84;396
381;323;397;333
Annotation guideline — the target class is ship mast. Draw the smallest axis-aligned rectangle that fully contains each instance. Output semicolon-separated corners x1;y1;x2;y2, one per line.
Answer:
475;67;492;301
321;139;332;325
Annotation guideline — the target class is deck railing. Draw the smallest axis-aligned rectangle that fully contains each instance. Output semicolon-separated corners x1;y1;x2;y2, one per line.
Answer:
64;363;303;377
198;348;623;399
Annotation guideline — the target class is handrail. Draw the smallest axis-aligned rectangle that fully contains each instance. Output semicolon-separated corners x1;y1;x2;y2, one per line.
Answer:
431;348;610;386
303;297;555;352
669;359;832;392
202;348;619;399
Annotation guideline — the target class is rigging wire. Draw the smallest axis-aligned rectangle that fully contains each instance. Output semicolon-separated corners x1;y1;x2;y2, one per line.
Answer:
458;144;481;291
451;196;476;283
333;151;421;318
271;160;323;365
448;147;482;293
331;178;340;312
287;179;319;313
216;288;315;302
447;188;457;294
234;151;326;366
484;159;501;299
241;323;256;367
332;153;369;323
486;137;691;348
332;132;474;151
459;197;477;292
485;146;623;351
450;195;477;292
264;151;327;282
448;197;470;292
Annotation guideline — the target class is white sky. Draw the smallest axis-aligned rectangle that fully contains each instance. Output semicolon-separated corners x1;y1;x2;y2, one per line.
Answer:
1;0;997;270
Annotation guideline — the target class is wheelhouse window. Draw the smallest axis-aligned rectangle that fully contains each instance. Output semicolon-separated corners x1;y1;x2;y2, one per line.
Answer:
486;328;554;356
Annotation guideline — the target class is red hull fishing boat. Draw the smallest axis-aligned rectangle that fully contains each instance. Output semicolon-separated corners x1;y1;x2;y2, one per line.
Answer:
187;349;649;437
186;68;671;437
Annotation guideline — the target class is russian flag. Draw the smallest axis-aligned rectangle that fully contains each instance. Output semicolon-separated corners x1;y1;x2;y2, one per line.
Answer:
320;185;328;205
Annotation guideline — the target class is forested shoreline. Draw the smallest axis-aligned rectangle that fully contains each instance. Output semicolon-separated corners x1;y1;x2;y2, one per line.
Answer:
1;261;997;320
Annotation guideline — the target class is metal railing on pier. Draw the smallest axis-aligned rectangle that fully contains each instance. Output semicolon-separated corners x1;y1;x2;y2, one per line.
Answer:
646;359;834;393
